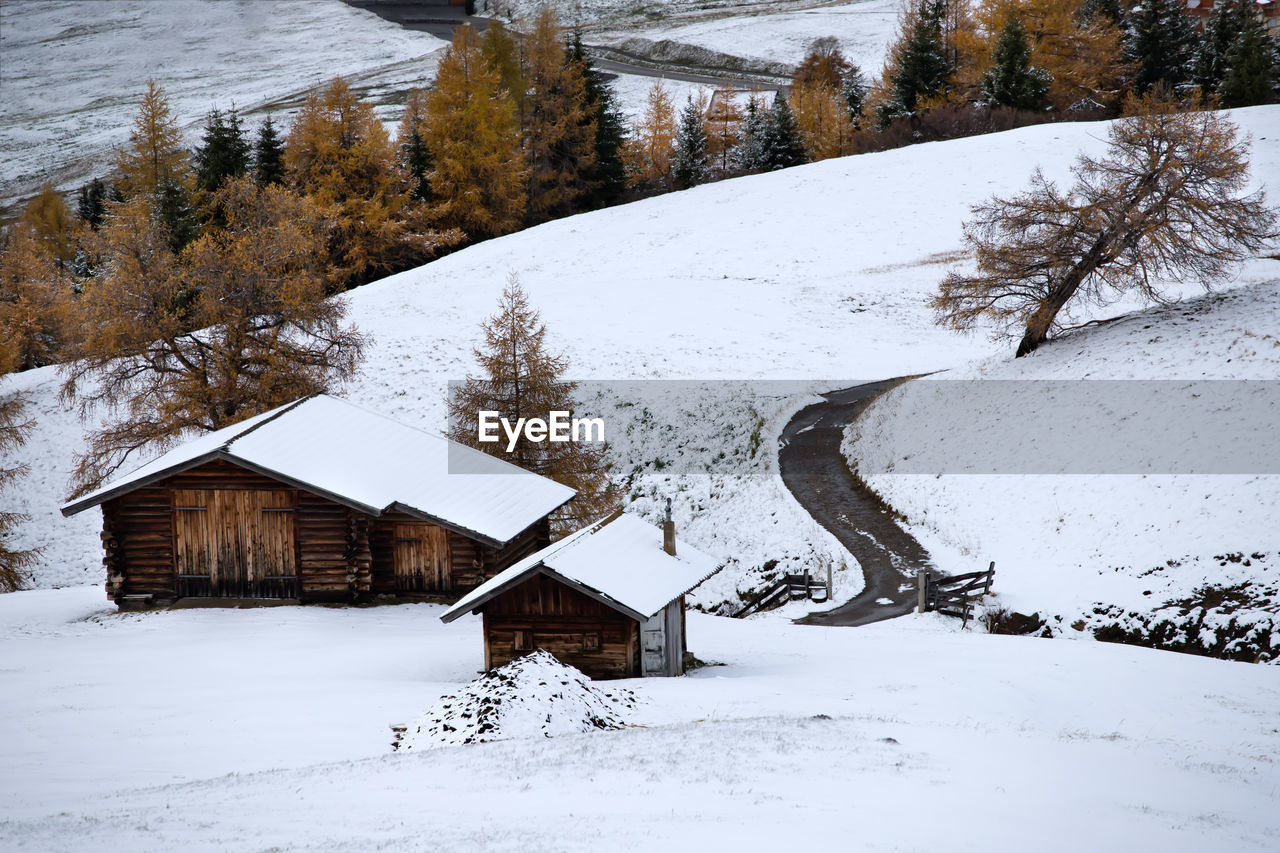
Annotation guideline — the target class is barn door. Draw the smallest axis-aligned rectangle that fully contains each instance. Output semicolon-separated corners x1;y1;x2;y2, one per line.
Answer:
392;521;451;593
174;489;297;598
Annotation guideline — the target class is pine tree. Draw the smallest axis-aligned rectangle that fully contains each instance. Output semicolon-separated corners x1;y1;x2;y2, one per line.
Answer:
842;66;869;126
253;115;286;186
622;80;678;189
671;97;709;188
116;80;190;199
877;0;954;127
63;179;365;493
1217;3;1280;107
1124;0;1196;93
1195;1;1247;93
77;178;113;229
155;180;198;254
762;94;806;170
425;23;527;242
568;32;629;206
733;96;770;172
0;388;37;592
398;89;434;202
193;107;251;194
447;275;617;538
1078;0;1124;27
522;7;596;224
982;16;1052;109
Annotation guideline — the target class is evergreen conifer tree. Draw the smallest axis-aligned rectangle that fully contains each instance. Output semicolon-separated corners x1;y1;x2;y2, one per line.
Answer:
1195;1;1247;93
982;16;1052;109
732;97;769;172
77;178;111;229
398;89;434;202
1078;0;1124;27
1217;3;1280;107
877;0;953;127
0;388;36;592
842;66;869;126
762;94;806;170
568;32;629;207
671;97;709;188
253;115;286;186
1124;0;1196;93
193;107;251;194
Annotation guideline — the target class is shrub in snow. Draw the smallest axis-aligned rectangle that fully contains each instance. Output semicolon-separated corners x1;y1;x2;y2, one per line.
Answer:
400;650;638;750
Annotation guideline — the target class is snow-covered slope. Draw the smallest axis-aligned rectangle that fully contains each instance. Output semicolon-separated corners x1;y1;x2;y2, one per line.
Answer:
5;107;1279;612
844;278;1280;633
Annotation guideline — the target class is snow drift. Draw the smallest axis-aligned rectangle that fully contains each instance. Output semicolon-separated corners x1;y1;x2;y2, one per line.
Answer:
400;650;638;750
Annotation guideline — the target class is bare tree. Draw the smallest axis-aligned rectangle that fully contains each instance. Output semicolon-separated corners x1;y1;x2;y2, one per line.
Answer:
934;105;1278;356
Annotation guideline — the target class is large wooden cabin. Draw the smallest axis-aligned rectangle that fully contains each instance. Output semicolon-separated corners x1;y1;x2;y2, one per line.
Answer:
61;395;576;608
441;510;720;679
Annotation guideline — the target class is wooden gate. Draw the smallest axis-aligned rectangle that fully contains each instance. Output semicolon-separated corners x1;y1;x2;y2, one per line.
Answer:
174;489;298;598
392;521;451;593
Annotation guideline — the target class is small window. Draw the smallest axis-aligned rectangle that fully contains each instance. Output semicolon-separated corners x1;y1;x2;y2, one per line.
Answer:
582;633;600;652
513;630;531;652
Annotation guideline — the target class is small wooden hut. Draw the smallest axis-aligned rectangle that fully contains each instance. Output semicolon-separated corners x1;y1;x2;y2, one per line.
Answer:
61;395;576;608
440;509;720;679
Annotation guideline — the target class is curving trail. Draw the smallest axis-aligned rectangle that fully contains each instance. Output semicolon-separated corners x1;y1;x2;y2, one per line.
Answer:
779;379;936;627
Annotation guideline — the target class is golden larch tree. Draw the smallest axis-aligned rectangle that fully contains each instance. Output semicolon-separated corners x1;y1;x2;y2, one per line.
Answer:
0;224;73;371
791;82;857;161
522;6;597;224
623;80;678;189
63;179;365;493
115;79;191;199
286;77;455;288
934;106;1278;356
448;275;618;537
425;24;528;242
0;386;37;592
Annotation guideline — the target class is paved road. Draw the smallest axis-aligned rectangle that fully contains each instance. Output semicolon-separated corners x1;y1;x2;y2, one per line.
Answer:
779;379;936;627
343;0;784;89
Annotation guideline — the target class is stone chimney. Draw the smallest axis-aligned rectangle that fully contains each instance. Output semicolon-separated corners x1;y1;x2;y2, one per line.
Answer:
662;498;677;557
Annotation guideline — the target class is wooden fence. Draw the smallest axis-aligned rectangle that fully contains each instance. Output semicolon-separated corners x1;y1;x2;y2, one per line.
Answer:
733;572;830;618
917;562;995;626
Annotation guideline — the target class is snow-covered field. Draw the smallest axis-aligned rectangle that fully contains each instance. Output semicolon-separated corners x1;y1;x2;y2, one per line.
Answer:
1;588;1277;851
595;0;901;76
0;0;450;214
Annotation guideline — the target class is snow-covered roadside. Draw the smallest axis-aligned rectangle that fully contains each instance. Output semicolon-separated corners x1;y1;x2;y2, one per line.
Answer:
0;588;1277;851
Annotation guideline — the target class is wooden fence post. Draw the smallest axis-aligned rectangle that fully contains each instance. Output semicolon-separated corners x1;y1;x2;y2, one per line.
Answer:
917;570;927;613
984;561;995;595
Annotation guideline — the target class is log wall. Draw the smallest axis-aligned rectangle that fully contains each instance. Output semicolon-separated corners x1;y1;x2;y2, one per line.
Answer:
101;459;551;606
481;573;639;680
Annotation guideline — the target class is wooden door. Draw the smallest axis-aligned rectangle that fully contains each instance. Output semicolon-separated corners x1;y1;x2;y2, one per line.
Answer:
174;489;297;598
392;521;451;593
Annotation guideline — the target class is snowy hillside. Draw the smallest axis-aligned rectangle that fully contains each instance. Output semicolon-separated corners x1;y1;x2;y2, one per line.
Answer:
844;277;1280;637
6;106;1279;611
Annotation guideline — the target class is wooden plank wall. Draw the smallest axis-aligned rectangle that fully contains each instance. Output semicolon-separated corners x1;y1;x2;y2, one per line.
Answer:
482;573;639;679
173;489;296;596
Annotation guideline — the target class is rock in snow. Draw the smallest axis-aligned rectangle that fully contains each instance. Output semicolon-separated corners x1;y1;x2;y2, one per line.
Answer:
400;651;638;750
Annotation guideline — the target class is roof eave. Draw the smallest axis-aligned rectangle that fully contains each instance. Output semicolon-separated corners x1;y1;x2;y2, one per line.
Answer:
60;449;225;517
440;564;650;624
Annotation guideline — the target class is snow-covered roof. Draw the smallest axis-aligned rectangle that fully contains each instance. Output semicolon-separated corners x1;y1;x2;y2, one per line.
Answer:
60;395;576;547
440;512;721;623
